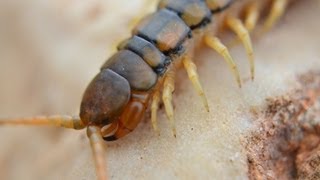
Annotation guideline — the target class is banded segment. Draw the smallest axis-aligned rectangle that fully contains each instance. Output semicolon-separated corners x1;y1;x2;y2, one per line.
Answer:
118;36;170;75
133;9;191;54
158;0;212;29
101;50;158;91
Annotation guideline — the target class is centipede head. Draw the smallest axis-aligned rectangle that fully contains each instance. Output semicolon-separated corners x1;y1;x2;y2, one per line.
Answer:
80;69;131;126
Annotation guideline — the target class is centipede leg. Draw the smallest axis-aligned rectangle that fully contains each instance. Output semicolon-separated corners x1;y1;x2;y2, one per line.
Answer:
204;35;242;88
263;0;288;32
183;56;209;112
162;68;177;137
207;0;235;13
151;90;160;135
226;16;254;81
245;2;260;33
87;126;108;180
206;0;222;11
0;115;86;130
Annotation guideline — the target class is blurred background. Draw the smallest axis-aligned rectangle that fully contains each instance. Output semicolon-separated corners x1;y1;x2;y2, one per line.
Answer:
0;0;319;180
0;1;153;179
0;0;153;117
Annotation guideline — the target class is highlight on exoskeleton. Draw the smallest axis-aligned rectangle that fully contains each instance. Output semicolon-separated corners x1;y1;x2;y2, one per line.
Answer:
0;0;293;179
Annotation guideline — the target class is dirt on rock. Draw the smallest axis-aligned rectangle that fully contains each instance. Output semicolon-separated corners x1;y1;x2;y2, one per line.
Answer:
246;71;320;180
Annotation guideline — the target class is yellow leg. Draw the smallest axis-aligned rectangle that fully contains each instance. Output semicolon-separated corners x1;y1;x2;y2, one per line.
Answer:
162;69;177;137
245;2;260;33
183;56;209;112
206;0;234;13
226;16;255;81
151;90;160;135
0;115;86;130
264;0;288;32
204;35;242;88
206;0;220;10
87;126;108;180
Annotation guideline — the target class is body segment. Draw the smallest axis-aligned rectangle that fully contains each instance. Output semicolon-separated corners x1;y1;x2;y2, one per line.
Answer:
118;36;170;75
133;9;191;53
158;0;212;29
101;50;158;91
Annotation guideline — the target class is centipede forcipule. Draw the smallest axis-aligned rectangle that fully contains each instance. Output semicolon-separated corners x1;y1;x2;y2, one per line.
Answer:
1;0;319;179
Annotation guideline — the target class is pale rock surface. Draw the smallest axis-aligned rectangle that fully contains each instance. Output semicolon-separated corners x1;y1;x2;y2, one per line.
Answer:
0;0;319;180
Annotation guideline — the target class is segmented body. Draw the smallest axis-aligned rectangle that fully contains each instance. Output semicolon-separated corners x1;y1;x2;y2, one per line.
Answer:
79;0;291;141
0;0;294;179
81;0;224;140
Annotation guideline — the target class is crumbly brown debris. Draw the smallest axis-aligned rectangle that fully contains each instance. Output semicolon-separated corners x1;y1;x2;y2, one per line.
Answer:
246;71;320;180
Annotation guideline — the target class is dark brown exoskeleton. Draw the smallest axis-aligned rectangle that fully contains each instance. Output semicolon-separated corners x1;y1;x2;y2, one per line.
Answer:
0;0;292;179
81;0;238;142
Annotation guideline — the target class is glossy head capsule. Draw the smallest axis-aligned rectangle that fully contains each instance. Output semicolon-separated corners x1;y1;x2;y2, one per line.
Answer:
80;69;131;125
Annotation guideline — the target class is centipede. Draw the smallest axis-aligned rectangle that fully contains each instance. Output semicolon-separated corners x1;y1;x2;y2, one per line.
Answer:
0;0;296;179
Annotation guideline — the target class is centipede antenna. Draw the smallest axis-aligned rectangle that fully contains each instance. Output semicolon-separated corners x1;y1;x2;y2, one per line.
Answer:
151;90;161;135
263;0;288;32
0;115;86;130
245;2;260;32
162;69;177;138
204;35;242;88
183;56;209;112
226;16;254;81
87;126;108;180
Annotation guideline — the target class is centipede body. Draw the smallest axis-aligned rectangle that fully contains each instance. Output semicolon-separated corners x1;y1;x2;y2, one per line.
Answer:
0;0;318;179
80;0;294;141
